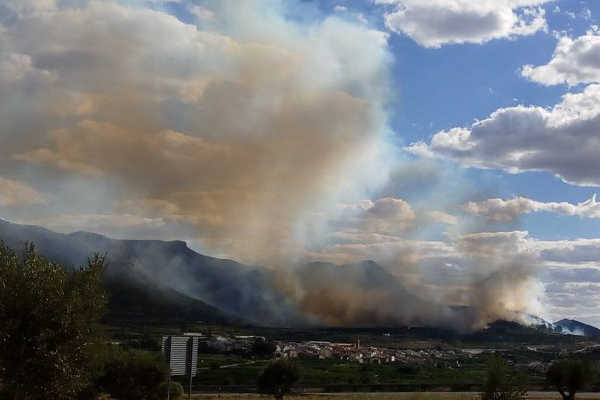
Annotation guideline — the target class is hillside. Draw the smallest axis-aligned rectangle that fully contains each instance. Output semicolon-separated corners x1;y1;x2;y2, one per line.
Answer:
2;218;597;340
555;319;600;337
0;219;296;325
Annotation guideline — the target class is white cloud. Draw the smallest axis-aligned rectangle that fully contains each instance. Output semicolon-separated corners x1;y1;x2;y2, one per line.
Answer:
465;194;600;221
376;0;552;48
0;177;46;207
523;32;600;86
0;53;55;86
189;5;215;22
426;210;458;225
407;84;600;186
333;197;416;235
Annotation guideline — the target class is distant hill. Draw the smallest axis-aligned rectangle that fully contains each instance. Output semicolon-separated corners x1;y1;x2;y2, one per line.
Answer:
0;219;298;326
554;319;600;337
2;218;597;339
0;219;453;329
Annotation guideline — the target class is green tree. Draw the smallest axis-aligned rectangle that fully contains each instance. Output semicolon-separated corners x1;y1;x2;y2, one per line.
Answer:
251;338;276;358
0;242;106;400
481;355;528;400
162;381;184;400
257;359;300;400
93;348;170;400
547;359;594;400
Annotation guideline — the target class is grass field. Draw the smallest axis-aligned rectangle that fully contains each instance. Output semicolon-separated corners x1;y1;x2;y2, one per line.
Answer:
188;393;600;400
190;395;478;400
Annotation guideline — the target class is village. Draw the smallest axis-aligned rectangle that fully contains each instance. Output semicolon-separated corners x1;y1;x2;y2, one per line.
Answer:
274;339;463;366
194;333;465;366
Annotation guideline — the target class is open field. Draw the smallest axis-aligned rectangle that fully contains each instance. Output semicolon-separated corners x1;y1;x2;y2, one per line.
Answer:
189;393;600;400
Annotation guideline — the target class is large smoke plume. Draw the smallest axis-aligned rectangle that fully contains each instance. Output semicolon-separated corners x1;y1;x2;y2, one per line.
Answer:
0;0;545;330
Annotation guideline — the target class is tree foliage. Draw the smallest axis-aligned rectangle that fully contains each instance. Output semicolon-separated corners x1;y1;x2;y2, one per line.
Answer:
251;338;276;358
91;347;170;400
481;355;528;400
163;381;184;400
0;242;106;400
257;359;300;400
547;359;595;400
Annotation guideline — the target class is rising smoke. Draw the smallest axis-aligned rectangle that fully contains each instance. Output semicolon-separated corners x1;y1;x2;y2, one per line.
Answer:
0;0;545;330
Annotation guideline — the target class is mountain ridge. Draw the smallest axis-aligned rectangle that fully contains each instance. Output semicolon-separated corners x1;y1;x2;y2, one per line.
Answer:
2;219;600;337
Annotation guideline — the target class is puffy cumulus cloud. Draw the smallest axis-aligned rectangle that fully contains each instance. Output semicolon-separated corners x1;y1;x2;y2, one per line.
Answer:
522;31;600;86
537;238;600;264
0;177;46;207
534;238;600;326
453;231;535;262
464;194;600;221
327;197;460;244
375;0;551;48
0;53;55;85
336;197;417;234
0;0;393;264
407;84;600;186
426;210;458;225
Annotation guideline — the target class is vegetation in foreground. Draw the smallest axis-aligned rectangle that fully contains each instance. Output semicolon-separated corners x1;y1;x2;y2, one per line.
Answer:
0;243;106;399
0;243;175;400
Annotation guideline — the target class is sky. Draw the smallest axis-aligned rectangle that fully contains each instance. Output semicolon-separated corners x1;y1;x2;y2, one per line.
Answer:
2;0;600;327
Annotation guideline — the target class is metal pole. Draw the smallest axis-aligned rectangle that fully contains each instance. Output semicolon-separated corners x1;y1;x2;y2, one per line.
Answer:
188;337;193;400
167;372;171;400
188;371;192;400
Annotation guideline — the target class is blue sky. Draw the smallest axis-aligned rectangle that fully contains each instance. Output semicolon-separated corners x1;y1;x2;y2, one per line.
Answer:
2;0;600;326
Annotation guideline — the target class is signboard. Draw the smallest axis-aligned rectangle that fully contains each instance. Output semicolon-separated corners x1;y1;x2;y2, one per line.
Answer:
161;336;199;377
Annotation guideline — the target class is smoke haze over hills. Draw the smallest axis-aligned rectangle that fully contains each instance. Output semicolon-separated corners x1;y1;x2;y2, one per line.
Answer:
0;0;571;330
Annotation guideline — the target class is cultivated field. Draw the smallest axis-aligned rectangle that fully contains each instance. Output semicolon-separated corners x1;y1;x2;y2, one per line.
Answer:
189;393;600;400
191;395;477;400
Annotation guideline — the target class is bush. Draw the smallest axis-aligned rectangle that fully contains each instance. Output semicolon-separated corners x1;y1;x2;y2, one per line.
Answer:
252;338;276;358
0;243;106;400
547;359;595;400
159;381;184;400
93;348;170;400
481;355;527;400
257;359;300;400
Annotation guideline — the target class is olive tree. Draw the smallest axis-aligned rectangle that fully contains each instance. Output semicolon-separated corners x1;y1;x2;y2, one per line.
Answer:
0;242;106;400
547;359;594;400
481;355;528;400
257;360;300;400
92;348;170;400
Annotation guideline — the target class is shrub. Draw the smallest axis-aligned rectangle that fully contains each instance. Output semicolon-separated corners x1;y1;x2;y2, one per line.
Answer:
159;381;184;400
481;355;527;400
0;243;106;400
94;348;170;400
547;359;595;400
257;359;300;400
